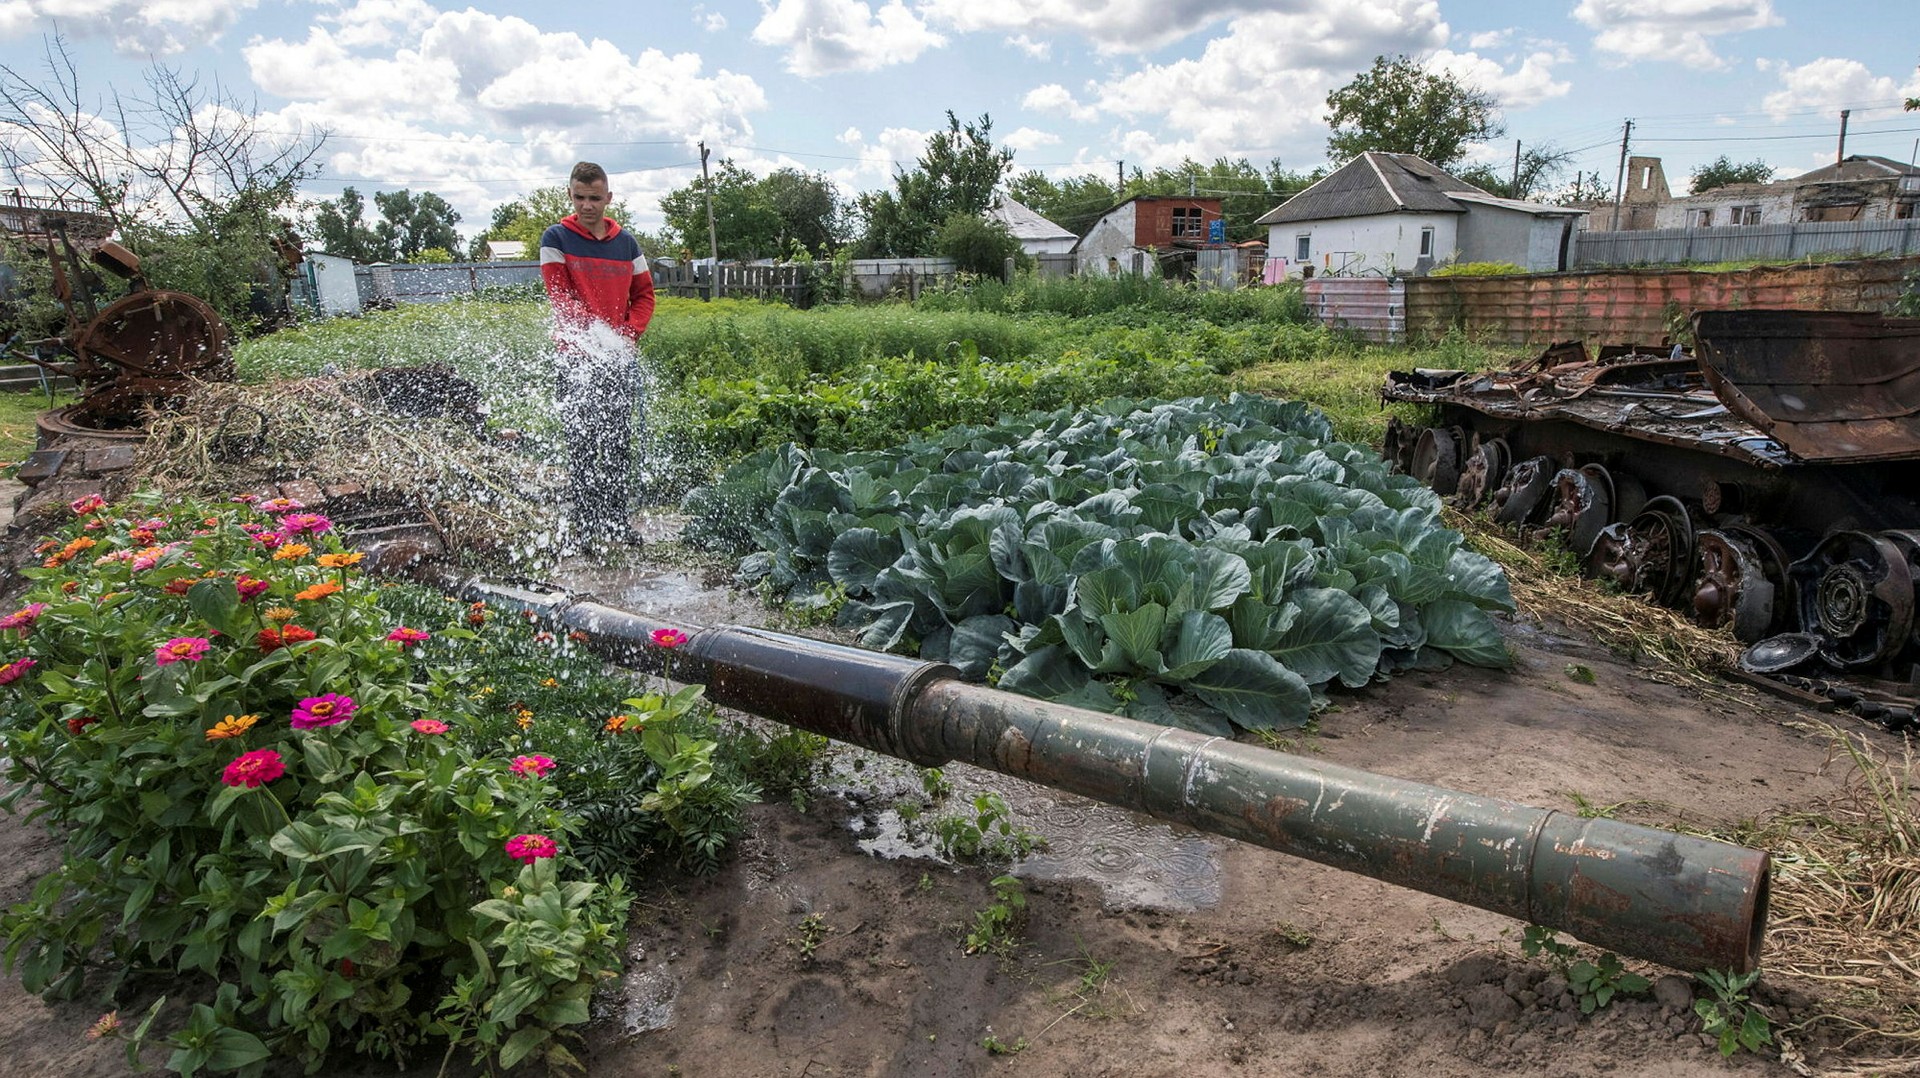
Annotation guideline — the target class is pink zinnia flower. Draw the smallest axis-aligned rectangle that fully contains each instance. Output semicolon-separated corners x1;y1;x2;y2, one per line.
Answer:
651;628;688;649
252;531;284;550
0;603;47;632
508;754;555;778
259;497;304;513
69;493;105;515
221;748;286;788
231;493;259;505
504;834;558;864
386;626;431;645
154;636;210;665
236;576;271;600
291;693;356;729
278;512;333;535
0;658;34;685
411;718;449;735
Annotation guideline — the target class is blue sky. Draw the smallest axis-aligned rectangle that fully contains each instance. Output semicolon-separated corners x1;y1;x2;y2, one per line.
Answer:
0;0;1916;240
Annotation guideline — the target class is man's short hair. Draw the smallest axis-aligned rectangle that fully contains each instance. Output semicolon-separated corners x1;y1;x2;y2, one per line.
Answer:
570;161;608;187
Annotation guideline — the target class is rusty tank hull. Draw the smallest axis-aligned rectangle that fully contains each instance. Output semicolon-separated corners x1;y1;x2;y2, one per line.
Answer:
410;571;1771;975
1382;310;1920;726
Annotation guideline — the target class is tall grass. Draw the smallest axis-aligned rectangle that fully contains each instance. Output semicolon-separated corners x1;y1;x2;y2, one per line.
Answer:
915;273;1310;324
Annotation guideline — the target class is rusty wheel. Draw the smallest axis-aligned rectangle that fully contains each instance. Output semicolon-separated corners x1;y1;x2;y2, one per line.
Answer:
70;289;232;384
1789;531;1915;670
1492;455;1554;527
1382;416;1411;472
1625;496;1696;606
1411;426;1462;495
1586;522;1639;591
1539;467;1613;556
1690;529;1778;641
1884;530;1920;652
1453;437;1509;511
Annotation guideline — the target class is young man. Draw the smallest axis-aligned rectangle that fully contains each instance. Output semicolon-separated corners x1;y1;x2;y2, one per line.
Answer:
540;160;656;544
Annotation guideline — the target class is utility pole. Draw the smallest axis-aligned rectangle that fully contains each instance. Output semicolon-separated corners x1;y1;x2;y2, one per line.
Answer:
1837;109;1851;164
1511;139;1522;195
699;140;720;301
1610;119;1633;232
1117;160;1124;193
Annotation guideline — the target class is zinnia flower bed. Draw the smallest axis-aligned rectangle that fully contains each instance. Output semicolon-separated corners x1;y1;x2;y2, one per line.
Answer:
0;491;747;1074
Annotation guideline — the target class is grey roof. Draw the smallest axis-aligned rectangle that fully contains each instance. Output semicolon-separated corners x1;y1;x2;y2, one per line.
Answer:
1790;154;1920;185
1255;152;1491;225
1447;190;1584;217
987;196;1077;241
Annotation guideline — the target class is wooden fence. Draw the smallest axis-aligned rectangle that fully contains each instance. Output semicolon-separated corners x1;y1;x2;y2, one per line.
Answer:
651;262;812;304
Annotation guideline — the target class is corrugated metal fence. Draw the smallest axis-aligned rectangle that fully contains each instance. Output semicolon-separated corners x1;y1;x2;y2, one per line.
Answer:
356;261;541;306
1573;219;1920;268
1304;277;1405;343
1397;257;1917;345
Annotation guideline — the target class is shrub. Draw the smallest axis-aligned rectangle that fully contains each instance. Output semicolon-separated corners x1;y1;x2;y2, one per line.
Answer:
1429;262;1525;277
0;491;743;1073
936;213;1022;277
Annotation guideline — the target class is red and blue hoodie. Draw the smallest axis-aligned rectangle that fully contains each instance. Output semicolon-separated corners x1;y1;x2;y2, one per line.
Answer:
539;214;655;345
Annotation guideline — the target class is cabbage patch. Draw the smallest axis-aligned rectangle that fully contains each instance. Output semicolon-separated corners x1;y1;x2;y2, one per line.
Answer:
682;394;1512;732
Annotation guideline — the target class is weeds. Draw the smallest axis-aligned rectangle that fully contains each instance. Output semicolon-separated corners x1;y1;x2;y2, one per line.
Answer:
964;875;1027;957
1563;662;1597;685
934;792;1046;862
790;913;829;963
980;1032;1028;1055
1521;926;1650;1014
1695;969;1773;1057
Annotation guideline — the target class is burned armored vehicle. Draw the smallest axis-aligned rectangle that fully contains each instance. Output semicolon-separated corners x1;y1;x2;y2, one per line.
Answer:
1382;309;1920;725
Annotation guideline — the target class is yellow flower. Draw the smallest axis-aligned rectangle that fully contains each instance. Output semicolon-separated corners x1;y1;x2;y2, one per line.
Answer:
515;708;534;730
604;714;628;732
206;714;259;740
263;605;296;623
541;677;558;688
271;543;312;561
317;552;364;568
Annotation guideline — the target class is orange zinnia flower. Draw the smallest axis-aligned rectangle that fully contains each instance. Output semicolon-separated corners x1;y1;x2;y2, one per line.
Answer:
272;543;312;561
294;581;342;601
206;714;259;740
316;552;364;568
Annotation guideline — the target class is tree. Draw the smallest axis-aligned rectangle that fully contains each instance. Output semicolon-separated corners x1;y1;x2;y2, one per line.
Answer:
1007;170;1117;236
0;35;326;332
310;187;384;261
1552;170;1614;204
937;212;1021;275
760;168;842;254
1689;156;1774;194
1324;55;1505;169
372;189;463;261
1455;144;1575;201
660;160;779;261
856;112;1013;257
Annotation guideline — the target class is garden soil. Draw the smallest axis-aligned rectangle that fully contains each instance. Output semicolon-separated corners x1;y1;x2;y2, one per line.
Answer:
0;517;1906;1077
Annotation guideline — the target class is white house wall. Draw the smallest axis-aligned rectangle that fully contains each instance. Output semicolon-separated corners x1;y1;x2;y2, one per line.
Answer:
1021;236;1077;257
1267;212;1456;277
1074;203;1153;276
1652;186;1795;229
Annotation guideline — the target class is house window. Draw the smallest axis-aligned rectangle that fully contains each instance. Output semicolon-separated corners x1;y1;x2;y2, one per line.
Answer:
1295;234;1311;262
1419;227;1434;258
1734;206;1761;226
1170;207;1203;237
1692;208;1714;227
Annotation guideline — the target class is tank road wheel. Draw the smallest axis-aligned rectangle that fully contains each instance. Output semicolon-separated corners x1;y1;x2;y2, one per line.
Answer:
1884;530;1920;652
1411;426;1462;495
1493;455;1554;528
70;289;232;382
1625;496;1696;606
1586;523;1639;591
1539;467;1613;556
1789;531;1915;670
1381;416;1410;471
1454;438;1509;511
1691;530;1779;642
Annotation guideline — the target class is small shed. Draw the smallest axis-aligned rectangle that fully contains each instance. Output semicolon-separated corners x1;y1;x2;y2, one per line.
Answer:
482;240;527;261
985;197;1077;257
302;251;361;317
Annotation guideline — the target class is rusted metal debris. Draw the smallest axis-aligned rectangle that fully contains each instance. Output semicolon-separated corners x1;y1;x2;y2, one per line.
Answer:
1382;309;1920;728
417;570;1774;977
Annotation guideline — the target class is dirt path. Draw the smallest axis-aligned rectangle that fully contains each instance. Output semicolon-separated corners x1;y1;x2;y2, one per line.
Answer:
0;549;1904;1076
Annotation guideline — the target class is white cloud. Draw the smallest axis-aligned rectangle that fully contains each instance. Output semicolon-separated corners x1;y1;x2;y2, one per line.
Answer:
1466;28;1512;50
692;4;727;31
0;0;256;55
1006;33;1049;59
751;0;946;77
920;0;1339;55
1758;57;1912;121
1004;126;1060;153
1572;0;1780;69
1022;83;1097;123
1080;1;1451;169
316;0;436;48
1429;48;1572;110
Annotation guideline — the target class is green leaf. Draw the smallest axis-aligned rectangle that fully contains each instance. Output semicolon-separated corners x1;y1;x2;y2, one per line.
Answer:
1270;588;1383;688
204;1027;272;1071
187;578;242;635
827;528;901;593
1099;603;1167;673
1180;649;1313;730
1164;611;1232;680
499;1025;550;1070
1422;599;1511;668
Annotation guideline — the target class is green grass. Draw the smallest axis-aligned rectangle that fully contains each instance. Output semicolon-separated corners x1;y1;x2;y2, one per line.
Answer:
0;391;67;468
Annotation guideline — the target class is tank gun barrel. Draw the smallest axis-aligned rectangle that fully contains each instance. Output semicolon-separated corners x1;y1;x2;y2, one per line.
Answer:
436;573;1769;975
